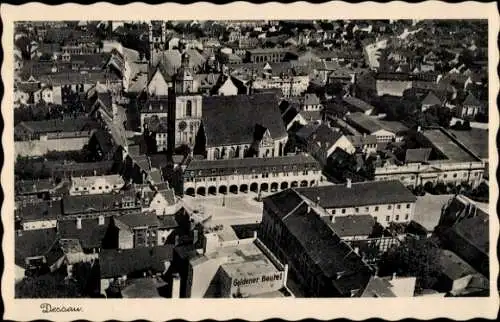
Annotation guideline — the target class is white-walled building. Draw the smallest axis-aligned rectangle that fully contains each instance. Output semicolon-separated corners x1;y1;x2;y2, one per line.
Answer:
184;154;322;197
296;180;417;227
69;174;125;196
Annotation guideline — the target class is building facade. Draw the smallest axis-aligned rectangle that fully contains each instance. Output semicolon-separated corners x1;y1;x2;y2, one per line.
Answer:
183;154;322;197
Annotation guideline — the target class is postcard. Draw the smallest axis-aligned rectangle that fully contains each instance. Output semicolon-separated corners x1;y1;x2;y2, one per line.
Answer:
1;1;499;321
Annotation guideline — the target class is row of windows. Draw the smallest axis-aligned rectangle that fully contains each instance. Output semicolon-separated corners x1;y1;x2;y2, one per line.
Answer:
373;214;410;222
185;171;318;182
73;184;119;191
331;203;411;214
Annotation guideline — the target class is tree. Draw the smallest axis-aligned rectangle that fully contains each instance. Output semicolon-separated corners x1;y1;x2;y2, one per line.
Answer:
16;273;82;298
378;237;442;292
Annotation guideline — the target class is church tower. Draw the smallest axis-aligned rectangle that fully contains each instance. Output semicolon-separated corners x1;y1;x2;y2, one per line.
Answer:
167;51;202;153
175;52;194;94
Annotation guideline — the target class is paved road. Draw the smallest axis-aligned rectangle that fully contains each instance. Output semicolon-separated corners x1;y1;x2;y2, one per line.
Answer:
183;193;264;226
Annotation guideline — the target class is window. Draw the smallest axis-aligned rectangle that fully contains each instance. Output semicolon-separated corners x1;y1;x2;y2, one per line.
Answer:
463;173;467;177
453;173;457;178
355;208;359;213
395;215;399;221
397;205;401;209
386;216;390;222
186;101;193;117
92;187;96;190
387;205;392;210
332;209;336;215
405;214;409;220
373;216;377;221
341;209;346;214
98;186;102;190
105;186;109;189
474;173;479;177
375;206;379;212
75;187;79;191
365;207;369;212
443;174;447;178
406;204;410;209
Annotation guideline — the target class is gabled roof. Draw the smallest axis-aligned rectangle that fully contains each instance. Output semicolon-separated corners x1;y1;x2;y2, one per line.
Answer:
343;96;374;113
296;180;417;209
202;93;286;147
115;213;160;230
58;217;111;249
264;189;373;295
462;92;482;107
16;117;99;135
303;93;320;106
405;148;432;163
15;228;58;268
99;245;174;278
421;91;444;106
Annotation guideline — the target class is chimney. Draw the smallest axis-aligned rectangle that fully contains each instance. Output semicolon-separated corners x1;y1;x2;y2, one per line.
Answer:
316;196;320;206
98;215;105;226
174;235;180;246
346;178;352;189
76;217;82;230
171;273;181;299
203;232;219;255
193;229;199;245
417;126;422;133
392;272;397;280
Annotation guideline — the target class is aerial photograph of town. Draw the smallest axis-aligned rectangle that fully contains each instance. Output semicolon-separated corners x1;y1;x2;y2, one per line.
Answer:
13;19;490;298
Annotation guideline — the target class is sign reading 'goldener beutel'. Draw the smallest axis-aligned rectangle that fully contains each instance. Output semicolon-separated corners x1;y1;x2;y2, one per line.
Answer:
233;273;283;287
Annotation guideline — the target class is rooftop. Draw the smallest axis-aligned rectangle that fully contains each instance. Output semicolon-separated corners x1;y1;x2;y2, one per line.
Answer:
438;249;478;280
448;129;488;159
202;93;287;147
422;129;478;162
99;245;174;279
296;180;417;209
15;228;58;268
264;189;373;295
186;154;320;176
331;215;375;237
58;216;111;249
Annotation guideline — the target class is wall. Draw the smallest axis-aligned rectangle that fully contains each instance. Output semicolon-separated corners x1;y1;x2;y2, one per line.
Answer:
228;270;285;297
22;219;57;231
325;202;416;227
118;229;134;250
15;136;90;158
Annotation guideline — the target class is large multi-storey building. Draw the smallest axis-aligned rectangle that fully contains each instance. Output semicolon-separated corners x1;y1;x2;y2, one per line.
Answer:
260;189;374;297
183;154;322;197
375;128;486;189
296;180;417;227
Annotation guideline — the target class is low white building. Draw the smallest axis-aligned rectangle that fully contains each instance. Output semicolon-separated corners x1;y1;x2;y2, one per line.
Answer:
184;154;322;197
296;180;418;227
69;174;125;196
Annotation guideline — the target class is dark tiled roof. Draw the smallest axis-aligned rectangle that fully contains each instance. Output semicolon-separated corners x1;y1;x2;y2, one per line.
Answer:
296;180;417;209
462;93;482;107
16;200;62;222
58;217;110;249
92;130;115;155
46;161;115;177
202;93;287;147
452;212;489;256
99;245;174;278
62;193;126;215
405;148;432;163
159;189;176;205
347;135;378;147
438;249;477;280
346;113;383;133
282;106;299;125
16;117;99;135
331;215;375;237
116;213;160;229
343;96;374;113
17;80;41;93
265;189;372;295
158;215;179;229
421;91;444;106
16;179;56;195
15;228;58;267
361;277;396;297
185;154;320;178
140;98;169;113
